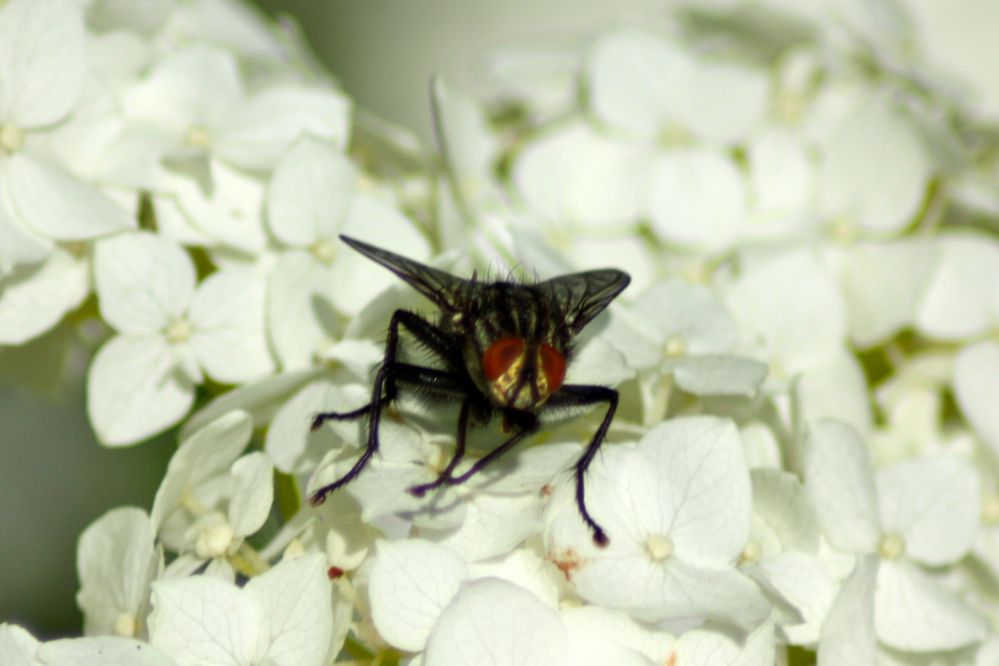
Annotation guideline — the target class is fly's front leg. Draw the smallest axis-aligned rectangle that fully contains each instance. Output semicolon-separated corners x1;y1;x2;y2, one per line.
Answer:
545;385;619;547
311;309;449;430
308;363;468;505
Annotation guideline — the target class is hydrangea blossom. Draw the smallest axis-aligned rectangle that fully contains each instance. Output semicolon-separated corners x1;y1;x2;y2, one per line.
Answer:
3;0;999;664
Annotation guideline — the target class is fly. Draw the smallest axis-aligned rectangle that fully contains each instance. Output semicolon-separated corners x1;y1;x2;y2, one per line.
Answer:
309;235;630;545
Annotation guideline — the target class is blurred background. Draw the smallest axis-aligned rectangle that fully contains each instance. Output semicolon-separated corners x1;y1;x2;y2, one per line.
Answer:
1;0;996;639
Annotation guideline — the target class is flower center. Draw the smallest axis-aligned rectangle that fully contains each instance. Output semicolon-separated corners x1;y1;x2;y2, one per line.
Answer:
312;238;337;264
113;612;138;637
165;318;192;343
740;540;762;564
664;334;687;357
0;123;24;153
195;521;235;559
828;216;858;244
184;124;212;148
878;532;906;560
982;494;999;526
645;533;674;561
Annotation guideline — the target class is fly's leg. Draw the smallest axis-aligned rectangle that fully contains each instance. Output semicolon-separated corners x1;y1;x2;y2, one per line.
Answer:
310;310;451;430
544;385;619;547
408;398;472;497
309;308;461;506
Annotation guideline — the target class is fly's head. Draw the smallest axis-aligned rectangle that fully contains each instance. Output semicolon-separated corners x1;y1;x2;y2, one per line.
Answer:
479;336;567;410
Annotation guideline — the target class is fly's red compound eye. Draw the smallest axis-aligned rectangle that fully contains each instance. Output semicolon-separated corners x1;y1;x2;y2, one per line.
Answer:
483;337;525;380
538;343;566;393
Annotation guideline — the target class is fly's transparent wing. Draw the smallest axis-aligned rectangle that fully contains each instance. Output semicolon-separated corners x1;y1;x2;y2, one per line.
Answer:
340;235;467;310
542;269;630;333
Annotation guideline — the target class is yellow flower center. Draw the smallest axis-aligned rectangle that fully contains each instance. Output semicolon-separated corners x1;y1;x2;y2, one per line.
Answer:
0;123;24;153
165;318;192;343
646;533;674;561
878;532;906;560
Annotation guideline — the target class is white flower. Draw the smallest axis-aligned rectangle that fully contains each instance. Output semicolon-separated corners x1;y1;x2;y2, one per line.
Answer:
805;419;987;652
817;91;932;237
0;0;134;269
150;410;272;573
915;231;999;341
148;553;334;666
0;248;88;344
367;540;566;665
740;469;836;645
545;416;770;630
88;231;274;445
265;135;430;367
76;507;162;638
722;246;872;434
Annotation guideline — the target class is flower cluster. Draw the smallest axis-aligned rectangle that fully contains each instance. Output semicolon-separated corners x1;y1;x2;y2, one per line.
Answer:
3;0;999;665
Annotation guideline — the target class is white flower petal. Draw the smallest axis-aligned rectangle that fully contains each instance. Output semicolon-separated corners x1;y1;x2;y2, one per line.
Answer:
369;539;468;652
266;251;330;370
750;468;819;553
672;355;768;397
724;247;846;374
151;410;252;534
804;419;880;553
424;578;567;666
333;198;432;315
189;268;274;384
513;120;651;229
0;623;40;666
168;161;266;254
745;553;835;645
228;453;274;538
124;45;242;136
86;334;194;446
244;554;333;666
875;559;988;651
631;279;739;354
0;249;87;345
267;135;356;247
149;575;260;666
215;87;350;171
915;232;999;340
748;128;815;221
795;349;873;436
643;417;752;563
647;149;746;252
817;555;878;666
562;606;662;666
86;0;173;35
876;456;979;566
76;507;160;638
675;621;775;666
818;92;931;234
423;492;542;562
265;378;368;475
954;341;999;459
37;637;175;666
839;238;939;348
0;0;85;127
0;175;51;272
587;29;690;139
678;59;769;144
94;232;195;334
179;369;320;441
8;154;134;240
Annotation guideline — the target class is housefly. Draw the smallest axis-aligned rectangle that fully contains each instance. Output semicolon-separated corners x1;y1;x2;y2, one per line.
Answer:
309;235;630;545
